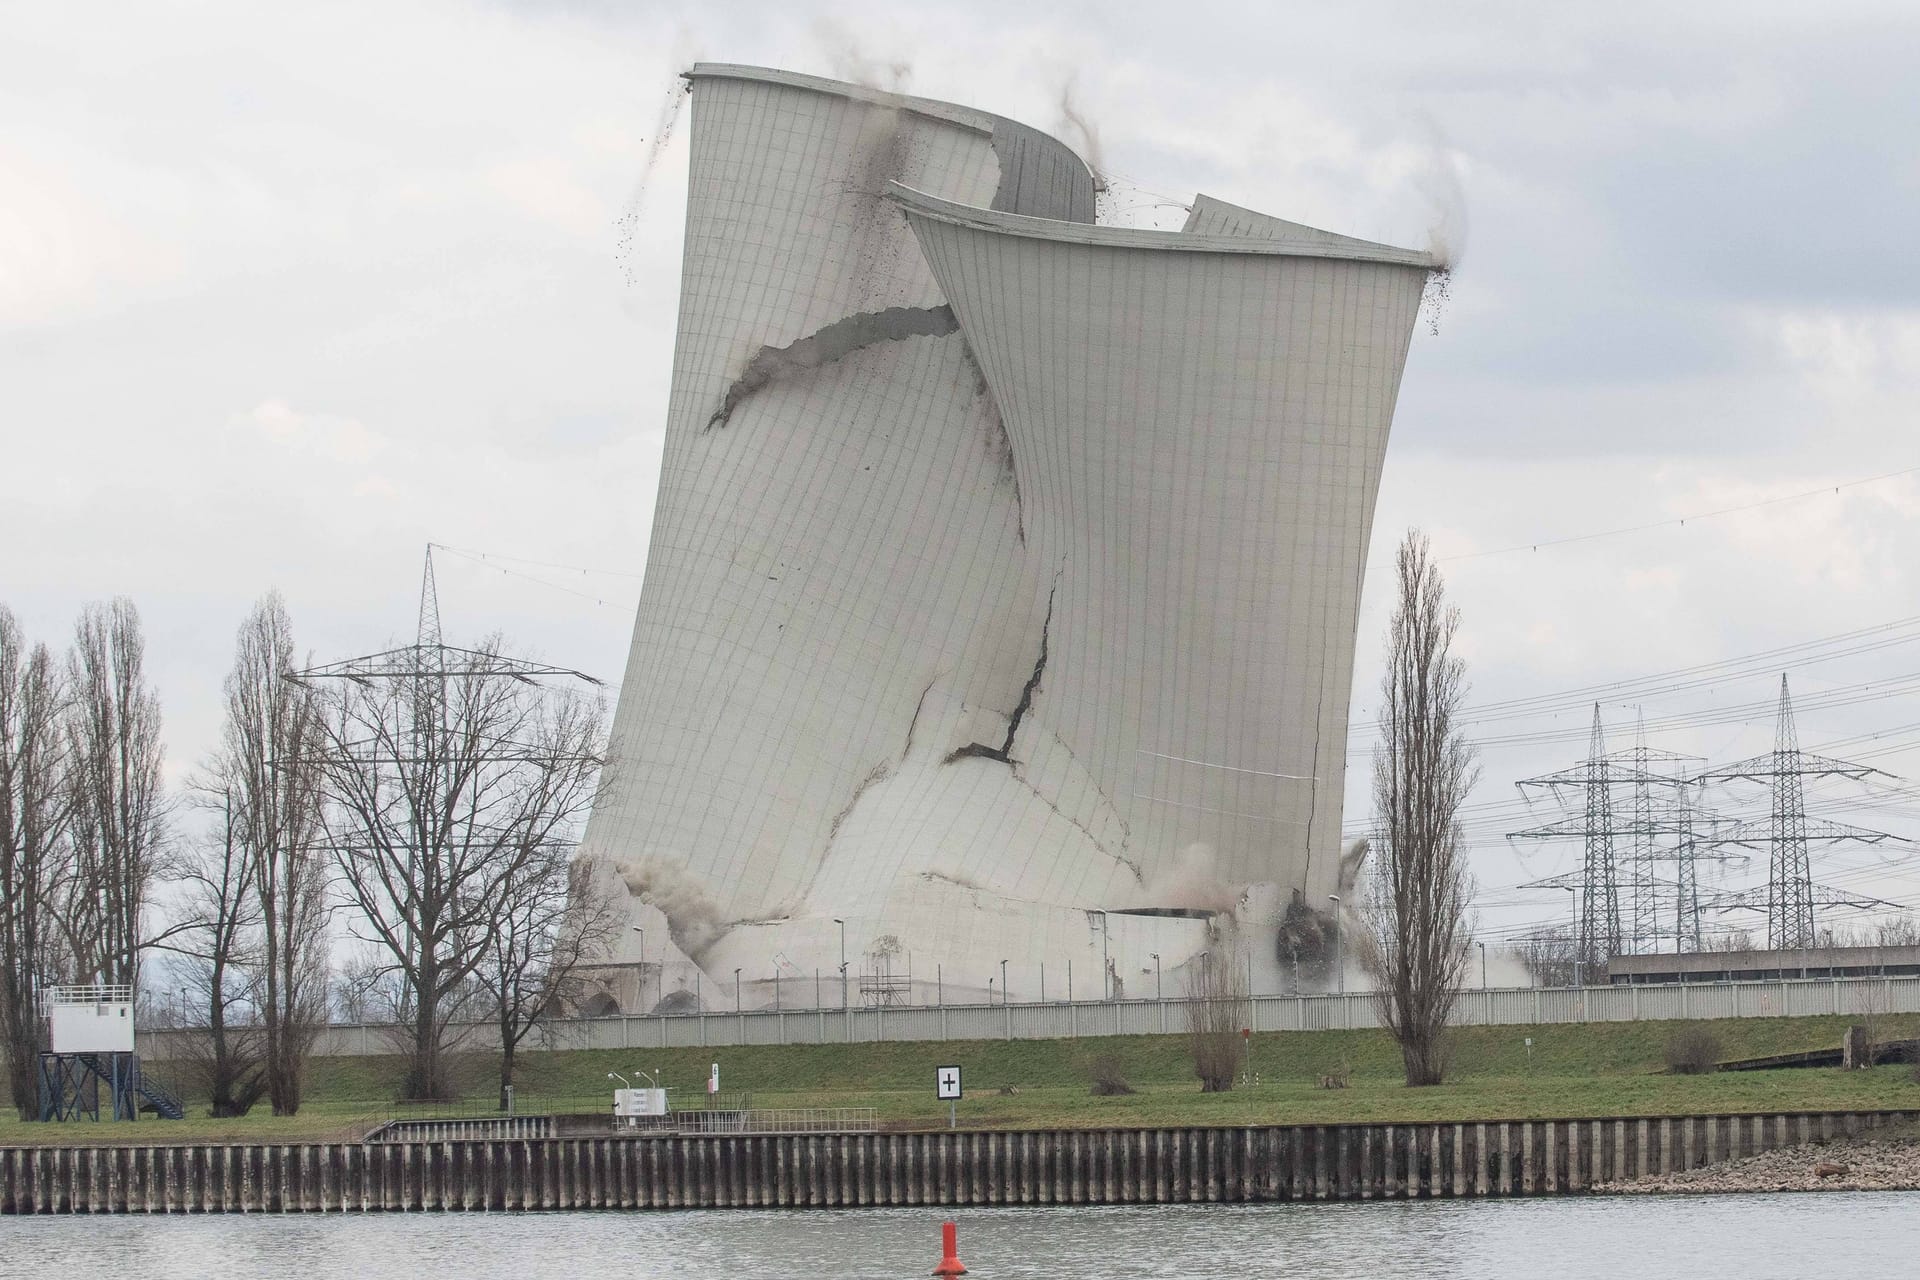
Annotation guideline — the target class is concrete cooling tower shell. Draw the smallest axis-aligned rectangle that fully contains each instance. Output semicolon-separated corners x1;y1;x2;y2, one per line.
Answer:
580;64;1435;1007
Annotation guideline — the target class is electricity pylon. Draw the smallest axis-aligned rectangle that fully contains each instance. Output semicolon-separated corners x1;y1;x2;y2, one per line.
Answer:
1693;676;1903;950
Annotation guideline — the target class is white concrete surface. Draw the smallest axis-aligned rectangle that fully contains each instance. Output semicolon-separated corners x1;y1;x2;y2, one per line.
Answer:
580;65;1433;1008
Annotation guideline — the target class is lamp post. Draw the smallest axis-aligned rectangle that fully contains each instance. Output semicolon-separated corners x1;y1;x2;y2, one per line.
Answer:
1092;910;1111;1000
1151;952;1162;1002
607;1071;630;1088
1000;959;1008;1005
1477;941;1488;990
833;917;848;1009
632;925;646;1011
1328;894;1343;995
734;967;742;1013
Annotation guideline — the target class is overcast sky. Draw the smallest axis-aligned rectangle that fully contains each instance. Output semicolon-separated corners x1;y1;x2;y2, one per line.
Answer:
7;0;1920;952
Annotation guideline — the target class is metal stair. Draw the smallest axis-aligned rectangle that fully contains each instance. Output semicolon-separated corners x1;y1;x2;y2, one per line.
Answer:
130;1060;185;1120
69;1052;186;1120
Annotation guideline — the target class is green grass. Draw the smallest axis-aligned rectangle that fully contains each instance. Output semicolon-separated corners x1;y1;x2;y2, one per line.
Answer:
4;1013;1916;1146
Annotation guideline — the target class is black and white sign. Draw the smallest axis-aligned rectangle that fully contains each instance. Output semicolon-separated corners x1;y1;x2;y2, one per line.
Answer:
936;1065;962;1101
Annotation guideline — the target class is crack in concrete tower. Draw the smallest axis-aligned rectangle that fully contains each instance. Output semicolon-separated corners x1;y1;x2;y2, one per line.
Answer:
707;305;961;429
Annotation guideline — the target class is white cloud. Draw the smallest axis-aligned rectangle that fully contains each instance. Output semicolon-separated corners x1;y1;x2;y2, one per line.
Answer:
240;399;389;465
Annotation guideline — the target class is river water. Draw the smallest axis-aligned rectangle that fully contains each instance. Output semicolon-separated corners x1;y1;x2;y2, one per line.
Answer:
3;1193;1914;1278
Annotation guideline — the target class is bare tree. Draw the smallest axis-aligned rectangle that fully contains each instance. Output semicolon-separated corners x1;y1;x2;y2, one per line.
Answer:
208;594;329;1114
319;642;606;1101
330;946;401;1026
1513;927;1578;988
481;844;621;1109
0;608;73;1118
56;599;168;985
169;798;265;1116
1185;943;1249;1092
1362;531;1477;1087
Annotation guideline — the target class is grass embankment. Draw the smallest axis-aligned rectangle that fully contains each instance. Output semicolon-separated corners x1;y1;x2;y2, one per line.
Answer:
5;1013;1918;1146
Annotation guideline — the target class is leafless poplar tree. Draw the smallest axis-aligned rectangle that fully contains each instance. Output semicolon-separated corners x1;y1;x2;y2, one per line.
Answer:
481;848;621;1109
319;642;606;1101
55;599;167;986
207;594;329;1114
1362;531;1477;1087
0;608;73;1118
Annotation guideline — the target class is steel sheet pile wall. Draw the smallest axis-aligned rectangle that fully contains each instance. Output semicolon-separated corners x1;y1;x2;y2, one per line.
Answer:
5;1110;1911;1213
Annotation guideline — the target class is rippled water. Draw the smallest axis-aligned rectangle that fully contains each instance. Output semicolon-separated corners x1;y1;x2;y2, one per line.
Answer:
4;1193;1915;1278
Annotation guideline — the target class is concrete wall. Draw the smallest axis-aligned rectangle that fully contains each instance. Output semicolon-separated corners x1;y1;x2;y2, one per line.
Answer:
5;1110;1910;1213
137;974;1920;1061
1611;945;1920;983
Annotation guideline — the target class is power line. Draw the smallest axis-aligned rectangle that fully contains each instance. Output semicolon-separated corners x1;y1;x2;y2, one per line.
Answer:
1438;462;1920;564
429;542;648;580
431;542;636;609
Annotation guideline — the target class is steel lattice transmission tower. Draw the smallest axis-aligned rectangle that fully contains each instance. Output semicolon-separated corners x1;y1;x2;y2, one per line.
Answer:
1693;675;1903;950
1512;705;1731;968
1512;708;1640;970
288;546;602;705
284;545;606;981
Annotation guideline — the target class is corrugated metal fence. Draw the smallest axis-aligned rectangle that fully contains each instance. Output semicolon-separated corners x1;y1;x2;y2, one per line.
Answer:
135;975;1920;1061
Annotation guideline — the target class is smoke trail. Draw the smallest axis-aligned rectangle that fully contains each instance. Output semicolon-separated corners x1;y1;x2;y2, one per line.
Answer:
1411;117;1466;334
1055;76;1109;192
811;17;912;92
1414;116;1468;268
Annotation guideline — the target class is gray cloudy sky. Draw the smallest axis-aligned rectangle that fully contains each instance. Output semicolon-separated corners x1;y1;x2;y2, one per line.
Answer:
7;0;1920;951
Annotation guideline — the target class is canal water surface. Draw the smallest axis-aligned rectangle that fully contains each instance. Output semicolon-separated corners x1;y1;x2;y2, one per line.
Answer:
4;1192;1915;1278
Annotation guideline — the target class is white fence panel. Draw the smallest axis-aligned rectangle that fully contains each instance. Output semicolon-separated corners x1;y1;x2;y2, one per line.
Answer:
134;974;1920;1061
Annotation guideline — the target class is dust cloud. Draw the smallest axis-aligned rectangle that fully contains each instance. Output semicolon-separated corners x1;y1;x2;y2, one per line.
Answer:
613;855;726;959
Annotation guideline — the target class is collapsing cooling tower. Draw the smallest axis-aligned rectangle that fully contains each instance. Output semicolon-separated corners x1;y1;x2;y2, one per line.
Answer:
579;65;1436;1006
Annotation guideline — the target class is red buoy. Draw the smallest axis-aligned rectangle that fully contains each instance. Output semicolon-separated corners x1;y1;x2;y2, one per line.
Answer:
932;1220;967;1276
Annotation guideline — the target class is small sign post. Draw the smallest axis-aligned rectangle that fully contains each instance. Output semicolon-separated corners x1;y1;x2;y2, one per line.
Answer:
936;1064;962;1129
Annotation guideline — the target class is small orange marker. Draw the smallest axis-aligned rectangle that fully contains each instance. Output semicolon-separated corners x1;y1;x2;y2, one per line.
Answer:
932;1220;967;1276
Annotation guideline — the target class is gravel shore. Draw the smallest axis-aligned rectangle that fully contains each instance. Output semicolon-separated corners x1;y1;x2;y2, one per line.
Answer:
1595;1128;1920;1195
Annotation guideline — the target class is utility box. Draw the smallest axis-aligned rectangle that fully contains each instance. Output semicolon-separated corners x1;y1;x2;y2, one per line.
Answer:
43;985;135;1054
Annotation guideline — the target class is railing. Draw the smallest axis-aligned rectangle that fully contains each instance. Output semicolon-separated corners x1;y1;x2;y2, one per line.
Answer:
135;973;1920;1060
366;1115;558;1143
41;984;133;1007
363;1104;879;1141
671;1107;878;1134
